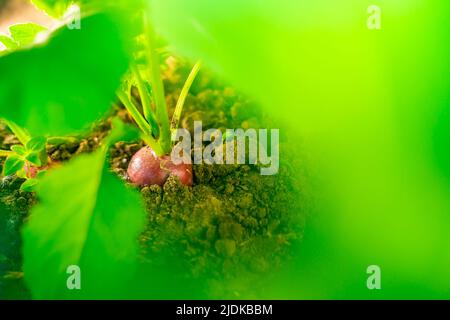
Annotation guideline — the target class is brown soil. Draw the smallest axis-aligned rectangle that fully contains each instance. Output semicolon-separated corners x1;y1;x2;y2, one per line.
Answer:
0;57;309;299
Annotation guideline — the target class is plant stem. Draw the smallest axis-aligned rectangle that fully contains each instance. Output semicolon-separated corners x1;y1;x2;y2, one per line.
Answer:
117;90;152;136
131;64;160;137
0;150;12;157
3;119;30;145
141;133;164;156
171;61;201;133
117;90;161;154
130;95;159;138
144;15;171;155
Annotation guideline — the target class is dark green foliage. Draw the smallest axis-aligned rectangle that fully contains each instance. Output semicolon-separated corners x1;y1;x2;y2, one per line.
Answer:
0;14;128;136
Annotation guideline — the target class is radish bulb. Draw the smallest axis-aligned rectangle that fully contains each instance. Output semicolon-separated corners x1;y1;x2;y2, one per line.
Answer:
127;146;193;187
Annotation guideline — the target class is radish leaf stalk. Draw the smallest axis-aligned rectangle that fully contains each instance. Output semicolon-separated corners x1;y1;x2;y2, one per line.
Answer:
118;11;200;165
171;61;202;133
131;63;159;136
145;17;171;155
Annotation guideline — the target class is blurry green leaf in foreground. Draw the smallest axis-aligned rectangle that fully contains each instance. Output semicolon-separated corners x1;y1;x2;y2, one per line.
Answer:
0;14;128;136
150;0;450;298
22;122;146;299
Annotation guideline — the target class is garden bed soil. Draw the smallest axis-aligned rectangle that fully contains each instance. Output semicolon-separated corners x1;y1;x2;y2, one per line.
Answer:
0;57;309;299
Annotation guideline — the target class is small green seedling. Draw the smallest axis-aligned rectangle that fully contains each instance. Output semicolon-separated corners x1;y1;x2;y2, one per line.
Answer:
117;10;201;186
0;120;48;191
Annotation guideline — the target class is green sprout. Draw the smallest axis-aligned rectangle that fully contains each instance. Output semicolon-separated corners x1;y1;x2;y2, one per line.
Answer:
116;12;201;157
0;119;48;191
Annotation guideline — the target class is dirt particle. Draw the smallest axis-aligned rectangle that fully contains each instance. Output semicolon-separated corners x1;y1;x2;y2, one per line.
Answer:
215;239;236;257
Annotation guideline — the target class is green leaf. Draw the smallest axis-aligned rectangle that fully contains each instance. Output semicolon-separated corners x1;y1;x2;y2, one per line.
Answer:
26;137;47;152
3;119;31;145
21;179;39;192
16;168;27;179
31;0;142;19
0;35;19;50
3;155;24;176
36;170;48;179
22;122;146;299
150;1;450;298
0;23;47;53
0;14;129;136
31;0;73;18
9;23;48;47
11;145;27;156
20;170;47;193
25;152;42;167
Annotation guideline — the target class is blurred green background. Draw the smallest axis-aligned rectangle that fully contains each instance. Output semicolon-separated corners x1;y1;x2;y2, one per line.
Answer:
150;0;450;298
